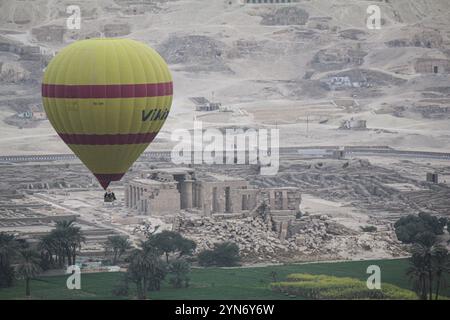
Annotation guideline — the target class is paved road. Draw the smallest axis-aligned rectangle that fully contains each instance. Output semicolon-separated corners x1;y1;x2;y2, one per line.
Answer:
0;147;449;163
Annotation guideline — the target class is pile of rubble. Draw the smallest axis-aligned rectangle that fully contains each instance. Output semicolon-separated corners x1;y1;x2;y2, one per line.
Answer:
157;35;231;73
289;214;406;259
310;47;367;72
0;62;30;82
175;213;406;263
176;215;291;263
386;30;443;49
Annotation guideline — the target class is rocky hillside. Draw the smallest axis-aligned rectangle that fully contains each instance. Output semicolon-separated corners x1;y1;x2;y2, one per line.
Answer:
0;0;450;154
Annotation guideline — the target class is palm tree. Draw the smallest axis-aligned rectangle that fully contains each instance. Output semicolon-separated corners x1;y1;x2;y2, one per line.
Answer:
410;243;436;299
408;242;450;300
38;234;58;267
66;226;85;266
407;253;428;300
104;235;132;265
127;249;151;299
127;246;166;299
55;220;85;266
431;245;450;300
0;233;19;288
0;233;18;265
16;249;42;298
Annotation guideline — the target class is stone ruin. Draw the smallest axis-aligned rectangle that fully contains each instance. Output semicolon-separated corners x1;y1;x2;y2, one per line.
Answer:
123;166;407;262
31;25;65;43
0;36;41;61
414;58;450;74
310;47;367;72
103;23;131;38
0;62;30;82
125;168;301;238
386;30;443;49
174;212;405;263
339;118;367;130
157;35;230;73
259;7;309;26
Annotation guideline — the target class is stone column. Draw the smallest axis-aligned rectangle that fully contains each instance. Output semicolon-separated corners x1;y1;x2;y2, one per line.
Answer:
181;180;194;209
282;190;288;210
269;190;275;209
130;186;134;208
198;185;205;214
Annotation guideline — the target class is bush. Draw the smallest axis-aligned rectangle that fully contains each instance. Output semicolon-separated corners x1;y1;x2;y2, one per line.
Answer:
147;231;197;262
168;260;191;288
198;242;240;267
394;213;445;244
271;273;417;300
360;225;377;232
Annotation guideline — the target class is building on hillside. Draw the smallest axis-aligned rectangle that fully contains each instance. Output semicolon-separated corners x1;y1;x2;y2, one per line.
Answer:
414;58;450;74
190;97;221;111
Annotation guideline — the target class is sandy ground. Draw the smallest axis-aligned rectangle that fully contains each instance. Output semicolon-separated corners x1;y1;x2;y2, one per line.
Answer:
301;194;370;231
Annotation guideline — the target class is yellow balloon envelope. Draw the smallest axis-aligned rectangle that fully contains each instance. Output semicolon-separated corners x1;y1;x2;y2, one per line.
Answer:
41;38;173;189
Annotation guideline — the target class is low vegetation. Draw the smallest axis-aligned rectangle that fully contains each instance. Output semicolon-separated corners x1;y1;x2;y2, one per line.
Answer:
1;212;449;300
360;225;377;233
1;258;449;300
198;242;240;267
271;273;418;300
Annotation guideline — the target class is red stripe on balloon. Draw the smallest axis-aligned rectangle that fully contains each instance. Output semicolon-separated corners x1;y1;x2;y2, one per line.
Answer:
94;173;125;190
58;132;157;145
42;82;173;99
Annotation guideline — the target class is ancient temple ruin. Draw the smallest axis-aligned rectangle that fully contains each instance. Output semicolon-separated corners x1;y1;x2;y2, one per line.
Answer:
125;167;301;218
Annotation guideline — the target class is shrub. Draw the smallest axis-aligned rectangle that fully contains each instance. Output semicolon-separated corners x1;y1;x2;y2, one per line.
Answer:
360;225;377;232
198;242;240;267
169;260;191;288
394;213;445;244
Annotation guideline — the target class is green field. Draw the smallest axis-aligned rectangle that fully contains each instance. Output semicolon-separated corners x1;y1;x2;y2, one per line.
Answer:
0;258;447;300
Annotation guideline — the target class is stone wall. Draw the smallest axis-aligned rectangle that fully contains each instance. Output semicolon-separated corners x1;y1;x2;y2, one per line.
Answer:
104;23;131;37
31;25;65;43
125;179;180;215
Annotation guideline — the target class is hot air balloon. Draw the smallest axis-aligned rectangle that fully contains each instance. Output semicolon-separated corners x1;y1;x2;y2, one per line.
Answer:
41;38;173;189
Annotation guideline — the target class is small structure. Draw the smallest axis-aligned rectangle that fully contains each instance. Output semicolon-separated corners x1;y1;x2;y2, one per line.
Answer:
190;97;221;112
414;58;450;74
333;99;359;109
31;25;65;43
0;36;41;60
103;23;131;37
245;0;296;3
339;118;367;130
332;149;346;159
426;173;439;184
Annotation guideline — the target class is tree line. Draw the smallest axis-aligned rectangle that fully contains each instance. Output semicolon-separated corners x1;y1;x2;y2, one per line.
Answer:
111;230;241;299
0;219;85;297
0;221;241;299
394;212;450;300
